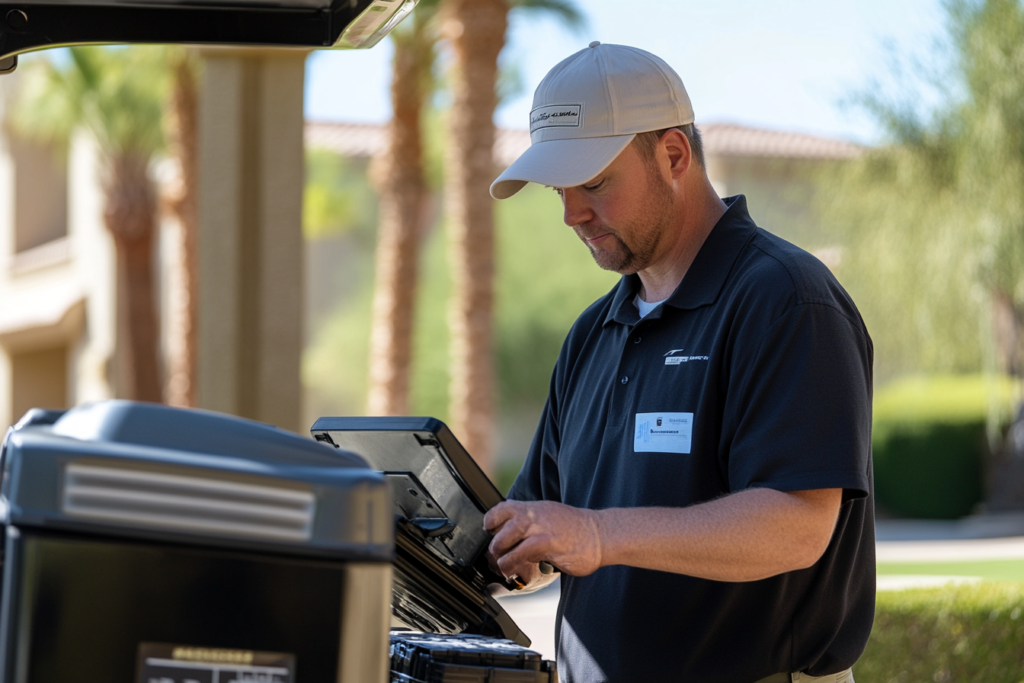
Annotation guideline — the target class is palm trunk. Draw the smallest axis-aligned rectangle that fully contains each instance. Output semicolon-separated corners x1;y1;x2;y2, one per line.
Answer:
367;29;433;416
105;153;162;402
441;0;508;473
987;287;1024;510
992;287;1024;378
166;50;199;407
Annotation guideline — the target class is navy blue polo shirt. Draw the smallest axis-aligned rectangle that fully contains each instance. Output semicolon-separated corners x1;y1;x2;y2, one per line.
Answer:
509;196;875;683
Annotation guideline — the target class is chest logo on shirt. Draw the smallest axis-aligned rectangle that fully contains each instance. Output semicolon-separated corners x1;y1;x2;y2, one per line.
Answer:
663;348;709;365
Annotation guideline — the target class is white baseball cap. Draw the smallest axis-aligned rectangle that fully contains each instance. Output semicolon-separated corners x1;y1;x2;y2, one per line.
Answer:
490;42;694;200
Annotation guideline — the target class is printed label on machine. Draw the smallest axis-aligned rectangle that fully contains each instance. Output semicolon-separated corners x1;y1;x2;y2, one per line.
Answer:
137;643;295;683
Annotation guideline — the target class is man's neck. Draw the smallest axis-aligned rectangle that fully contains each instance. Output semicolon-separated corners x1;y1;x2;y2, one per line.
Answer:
636;181;727;303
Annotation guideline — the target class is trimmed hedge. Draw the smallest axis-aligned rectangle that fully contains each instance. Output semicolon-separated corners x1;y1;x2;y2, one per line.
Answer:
873;421;986;518
856;582;1024;682
873;375;1016;519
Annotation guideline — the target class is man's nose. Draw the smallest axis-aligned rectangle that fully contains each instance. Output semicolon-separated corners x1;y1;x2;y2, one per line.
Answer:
561;187;593;227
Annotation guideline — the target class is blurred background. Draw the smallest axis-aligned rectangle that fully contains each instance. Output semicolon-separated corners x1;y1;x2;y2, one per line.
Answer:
2;0;1023;520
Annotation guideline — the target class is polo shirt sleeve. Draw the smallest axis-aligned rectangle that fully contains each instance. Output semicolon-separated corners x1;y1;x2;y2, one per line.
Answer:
724;301;873;500
507;394;563;504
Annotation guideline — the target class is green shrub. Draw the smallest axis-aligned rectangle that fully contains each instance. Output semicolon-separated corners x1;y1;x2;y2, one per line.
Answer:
872;375;1016;519
856;582;1024;682
873;420;985;519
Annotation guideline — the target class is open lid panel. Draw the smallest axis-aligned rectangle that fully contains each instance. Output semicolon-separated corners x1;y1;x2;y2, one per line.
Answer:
310;416;502;571
310;416;528;646
0;0;419;72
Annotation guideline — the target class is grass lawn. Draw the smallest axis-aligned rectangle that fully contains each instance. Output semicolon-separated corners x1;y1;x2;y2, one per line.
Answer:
877;559;1024;582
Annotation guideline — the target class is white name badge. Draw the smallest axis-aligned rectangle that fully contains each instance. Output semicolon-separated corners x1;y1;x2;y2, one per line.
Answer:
634;412;693;454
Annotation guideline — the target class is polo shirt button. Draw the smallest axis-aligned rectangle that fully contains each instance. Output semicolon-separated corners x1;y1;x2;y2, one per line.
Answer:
620;375;629;384
633;336;642;344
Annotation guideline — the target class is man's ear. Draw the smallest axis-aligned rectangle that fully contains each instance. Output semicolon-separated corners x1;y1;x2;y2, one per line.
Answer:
660;128;692;180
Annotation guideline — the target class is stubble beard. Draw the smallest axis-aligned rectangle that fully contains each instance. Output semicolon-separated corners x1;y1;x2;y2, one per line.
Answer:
579;165;676;274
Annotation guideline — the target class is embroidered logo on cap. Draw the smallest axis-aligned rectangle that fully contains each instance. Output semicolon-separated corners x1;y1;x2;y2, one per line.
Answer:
530;104;583;133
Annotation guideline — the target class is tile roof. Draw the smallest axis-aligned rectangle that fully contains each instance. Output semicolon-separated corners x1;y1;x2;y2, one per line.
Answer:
306;121;386;159
700;123;863;160
305;120;863;163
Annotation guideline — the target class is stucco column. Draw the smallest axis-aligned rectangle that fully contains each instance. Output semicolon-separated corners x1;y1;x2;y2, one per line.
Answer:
0;95;14;427
196;49;306;433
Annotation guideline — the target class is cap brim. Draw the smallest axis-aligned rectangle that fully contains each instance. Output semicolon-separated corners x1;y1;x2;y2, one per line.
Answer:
489;134;636;199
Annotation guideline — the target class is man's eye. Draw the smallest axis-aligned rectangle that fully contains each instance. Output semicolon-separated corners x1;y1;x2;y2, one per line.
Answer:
584;180;604;191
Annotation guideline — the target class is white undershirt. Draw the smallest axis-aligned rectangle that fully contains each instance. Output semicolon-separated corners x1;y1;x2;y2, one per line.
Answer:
634;293;667;318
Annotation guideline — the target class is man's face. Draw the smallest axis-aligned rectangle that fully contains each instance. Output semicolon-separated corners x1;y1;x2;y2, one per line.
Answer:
555;141;675;274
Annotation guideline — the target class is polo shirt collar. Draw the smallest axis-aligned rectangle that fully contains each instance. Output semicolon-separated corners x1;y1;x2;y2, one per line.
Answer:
604;195;758;327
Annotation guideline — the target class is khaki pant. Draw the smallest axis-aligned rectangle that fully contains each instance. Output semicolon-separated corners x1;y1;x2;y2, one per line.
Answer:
755;668;854;683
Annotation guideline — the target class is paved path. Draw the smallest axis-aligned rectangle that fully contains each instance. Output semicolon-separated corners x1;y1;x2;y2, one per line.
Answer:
875;511;1024;544
497;513;1024;659
876;535;1024;562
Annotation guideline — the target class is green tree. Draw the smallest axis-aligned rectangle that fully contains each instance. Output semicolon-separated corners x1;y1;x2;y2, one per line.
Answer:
823;0;1024;506
13;46;170;402
824;0;1024;383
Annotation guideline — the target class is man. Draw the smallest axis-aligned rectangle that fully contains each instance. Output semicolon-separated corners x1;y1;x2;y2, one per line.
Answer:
484;43;874;683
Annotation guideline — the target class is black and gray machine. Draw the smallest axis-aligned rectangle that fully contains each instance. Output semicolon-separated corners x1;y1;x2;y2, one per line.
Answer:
0;401;395;683
0;403;555;683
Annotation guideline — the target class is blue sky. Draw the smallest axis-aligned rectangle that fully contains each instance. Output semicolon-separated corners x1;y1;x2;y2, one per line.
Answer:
305;0;947;145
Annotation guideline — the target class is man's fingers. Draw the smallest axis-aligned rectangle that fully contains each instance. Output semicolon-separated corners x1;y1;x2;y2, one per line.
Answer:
496;534;551;577
483;501;518;533
488;514;529;560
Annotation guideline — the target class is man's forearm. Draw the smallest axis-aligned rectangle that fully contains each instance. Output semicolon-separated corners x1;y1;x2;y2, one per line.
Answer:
485;488;842;584
595;488;841;581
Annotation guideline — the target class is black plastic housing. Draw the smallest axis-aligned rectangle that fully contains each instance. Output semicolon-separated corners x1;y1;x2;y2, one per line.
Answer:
310;416;529;646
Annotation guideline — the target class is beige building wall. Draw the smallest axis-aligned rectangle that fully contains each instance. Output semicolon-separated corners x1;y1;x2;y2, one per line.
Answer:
10;346;67;418
8;135;67;252
0;71;129;428
706;154;841;252
0;117;114;427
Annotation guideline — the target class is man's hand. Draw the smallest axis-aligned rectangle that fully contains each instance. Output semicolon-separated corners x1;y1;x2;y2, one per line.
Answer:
484;500;603;583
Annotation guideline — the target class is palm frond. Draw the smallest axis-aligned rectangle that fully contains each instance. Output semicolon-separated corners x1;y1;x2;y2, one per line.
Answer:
9;55;80;144
12;46;169;160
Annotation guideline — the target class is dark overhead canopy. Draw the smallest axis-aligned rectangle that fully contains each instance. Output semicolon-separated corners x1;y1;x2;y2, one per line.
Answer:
0;0;416;73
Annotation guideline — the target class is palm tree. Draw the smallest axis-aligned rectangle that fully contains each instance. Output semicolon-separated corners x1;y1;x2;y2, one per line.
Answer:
367;0;440;416
439;0;583;474
13;46;169;402
165;49;200;408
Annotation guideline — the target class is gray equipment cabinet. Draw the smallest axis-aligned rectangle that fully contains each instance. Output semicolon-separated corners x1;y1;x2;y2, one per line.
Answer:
0;400;394;683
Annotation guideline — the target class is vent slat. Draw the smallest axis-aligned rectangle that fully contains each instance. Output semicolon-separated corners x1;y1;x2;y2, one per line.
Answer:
66;466;313;505
65;487;313;526
62;464;315;543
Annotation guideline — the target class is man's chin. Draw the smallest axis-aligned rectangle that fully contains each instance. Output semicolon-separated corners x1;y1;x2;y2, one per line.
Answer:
589;250;637;275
